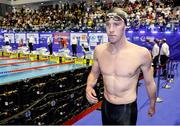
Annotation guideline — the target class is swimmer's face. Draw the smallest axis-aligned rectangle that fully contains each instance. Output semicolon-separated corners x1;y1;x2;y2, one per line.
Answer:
105;13;126;44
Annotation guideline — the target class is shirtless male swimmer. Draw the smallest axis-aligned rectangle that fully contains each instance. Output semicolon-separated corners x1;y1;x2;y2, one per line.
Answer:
86;7;156;125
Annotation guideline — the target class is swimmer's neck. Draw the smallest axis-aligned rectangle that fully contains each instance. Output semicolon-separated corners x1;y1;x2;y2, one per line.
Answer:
109;36;128;52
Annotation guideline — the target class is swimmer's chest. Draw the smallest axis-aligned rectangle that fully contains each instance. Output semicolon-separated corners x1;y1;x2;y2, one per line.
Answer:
99;51;141;77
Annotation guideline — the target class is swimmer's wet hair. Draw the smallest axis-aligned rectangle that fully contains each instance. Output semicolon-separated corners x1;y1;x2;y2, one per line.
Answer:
107;7;128;25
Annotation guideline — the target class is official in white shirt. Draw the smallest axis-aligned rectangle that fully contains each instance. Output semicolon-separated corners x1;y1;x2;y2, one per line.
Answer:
152;38;160;77
81;42;90;59
160;38;170;77
4;35;10;45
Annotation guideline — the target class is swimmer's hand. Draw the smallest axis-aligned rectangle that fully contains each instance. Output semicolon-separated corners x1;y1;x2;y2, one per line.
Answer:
86;86;98;104
148;106;155;117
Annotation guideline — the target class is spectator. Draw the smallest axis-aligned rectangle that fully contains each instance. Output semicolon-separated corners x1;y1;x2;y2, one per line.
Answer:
4;35;10;45
0;0;178;32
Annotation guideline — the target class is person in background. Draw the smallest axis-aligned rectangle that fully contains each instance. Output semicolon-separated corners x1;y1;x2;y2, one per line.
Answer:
4;35;10;45
152;38;160;77
160;38;170;78
18;39;24;47
60;37;68;49
47;36;53;55
28;36;35;53
81;42;90;58
71;36;78;56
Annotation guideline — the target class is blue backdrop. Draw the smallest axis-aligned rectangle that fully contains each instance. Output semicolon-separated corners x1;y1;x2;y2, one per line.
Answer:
0;31;180;60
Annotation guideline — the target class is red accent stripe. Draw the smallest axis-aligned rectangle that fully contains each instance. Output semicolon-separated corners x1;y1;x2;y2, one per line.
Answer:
10;64;61;73
10;61;74;73
63;101;102;125
0;61;74;74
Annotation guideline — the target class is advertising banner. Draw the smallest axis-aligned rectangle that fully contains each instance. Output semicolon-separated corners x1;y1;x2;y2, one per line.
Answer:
53;32;70;45
27;33;39;44
39;33;53;44
4;33;15;43
70;33;88;45
88;33;108;46
0;33;4;43
15;33;26;44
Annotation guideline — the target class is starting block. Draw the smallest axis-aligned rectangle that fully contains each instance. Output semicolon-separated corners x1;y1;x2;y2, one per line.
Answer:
3;51;11;57
10;52;19;58
62;57;74;63
74;58;84;64
74;58;93;65
0;51;3;56
29;54;39;61
19;53;29;59
39;55;49;60
49;56;64;63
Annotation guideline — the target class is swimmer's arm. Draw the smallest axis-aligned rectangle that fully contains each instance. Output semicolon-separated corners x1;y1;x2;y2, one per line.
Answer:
86;48;101;88
86;48;100;103
141;49;156;109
